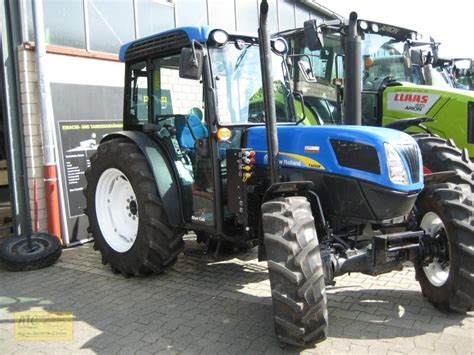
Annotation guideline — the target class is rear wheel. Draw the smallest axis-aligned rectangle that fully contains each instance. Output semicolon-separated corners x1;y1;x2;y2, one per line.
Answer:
85;139;184;276
262;196;328;347
415;183;474;312
413;134;473;189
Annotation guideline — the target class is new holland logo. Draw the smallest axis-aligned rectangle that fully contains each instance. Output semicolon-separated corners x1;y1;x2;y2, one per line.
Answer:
387;92;440;115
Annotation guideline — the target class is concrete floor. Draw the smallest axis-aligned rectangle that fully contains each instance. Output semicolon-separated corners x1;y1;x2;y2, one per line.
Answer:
0;237;473;354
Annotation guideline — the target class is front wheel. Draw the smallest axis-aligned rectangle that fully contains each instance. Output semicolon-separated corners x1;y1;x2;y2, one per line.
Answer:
415;183;474;312
262;196;328;347
85;139;184;276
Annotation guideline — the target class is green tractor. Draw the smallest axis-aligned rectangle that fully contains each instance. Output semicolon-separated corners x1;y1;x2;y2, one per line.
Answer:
85;1;473;346
279;15;474;189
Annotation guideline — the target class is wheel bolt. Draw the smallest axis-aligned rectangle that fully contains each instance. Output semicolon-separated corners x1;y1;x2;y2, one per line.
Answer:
132;216;136;220
128;213;132;217
126;206;129;210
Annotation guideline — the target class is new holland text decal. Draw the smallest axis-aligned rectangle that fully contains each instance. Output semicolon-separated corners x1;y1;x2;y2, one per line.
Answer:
264;152;325;170
387;92;440;115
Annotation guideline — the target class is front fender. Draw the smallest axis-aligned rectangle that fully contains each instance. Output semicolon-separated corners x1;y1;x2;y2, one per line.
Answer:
101;131;182;227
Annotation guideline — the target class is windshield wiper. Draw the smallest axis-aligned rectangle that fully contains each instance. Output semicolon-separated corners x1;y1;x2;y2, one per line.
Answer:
234;44;253;71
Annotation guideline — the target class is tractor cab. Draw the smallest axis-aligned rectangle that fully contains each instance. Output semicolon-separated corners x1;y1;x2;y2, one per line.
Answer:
117;27;294;236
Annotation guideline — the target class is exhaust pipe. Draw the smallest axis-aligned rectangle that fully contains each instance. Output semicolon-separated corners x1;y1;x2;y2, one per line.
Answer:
258;0;280;184
344;12;362;125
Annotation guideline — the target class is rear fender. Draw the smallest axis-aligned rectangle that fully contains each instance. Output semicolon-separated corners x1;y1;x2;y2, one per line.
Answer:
423;171;458;186
101;131;182;227
384;116;434;132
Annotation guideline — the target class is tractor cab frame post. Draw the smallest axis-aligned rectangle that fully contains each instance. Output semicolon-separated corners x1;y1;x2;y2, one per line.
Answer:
344;11;362;125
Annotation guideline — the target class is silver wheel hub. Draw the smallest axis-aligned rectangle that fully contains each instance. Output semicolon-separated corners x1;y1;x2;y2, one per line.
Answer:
420;211;450;287
95;168;139;253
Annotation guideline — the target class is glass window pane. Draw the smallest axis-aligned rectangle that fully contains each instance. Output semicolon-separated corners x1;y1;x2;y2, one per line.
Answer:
26;0;86;49
208;0;236;31
137;0;175;38
266;0;278;33
87;0;135;54
176;0;207;27
295;6;309;28
310;11;323;21
126;61;149;125
236;0;258;34
278;0;295;31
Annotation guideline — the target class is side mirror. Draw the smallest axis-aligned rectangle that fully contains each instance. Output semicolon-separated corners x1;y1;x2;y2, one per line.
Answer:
298;60;317;82
304;19;324;51
179;47;203;80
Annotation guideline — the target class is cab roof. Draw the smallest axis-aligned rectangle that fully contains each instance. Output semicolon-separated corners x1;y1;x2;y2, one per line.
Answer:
119;26;212;62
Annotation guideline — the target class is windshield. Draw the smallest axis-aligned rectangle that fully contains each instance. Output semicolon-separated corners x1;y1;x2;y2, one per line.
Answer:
210;43;293;125
362;33;412;90
287;31;343;124
430;67;453;88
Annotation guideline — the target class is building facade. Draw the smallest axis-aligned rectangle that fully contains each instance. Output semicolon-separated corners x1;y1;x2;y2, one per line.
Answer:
1;0;337;245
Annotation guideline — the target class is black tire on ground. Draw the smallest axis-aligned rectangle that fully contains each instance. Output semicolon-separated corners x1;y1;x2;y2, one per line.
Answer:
0;233;62;271
413;134;473;188
262;196;328;347
84;139;185;276
414;183;474;313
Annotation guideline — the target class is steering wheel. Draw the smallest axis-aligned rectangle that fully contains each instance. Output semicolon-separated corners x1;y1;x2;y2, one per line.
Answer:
363;76;395;90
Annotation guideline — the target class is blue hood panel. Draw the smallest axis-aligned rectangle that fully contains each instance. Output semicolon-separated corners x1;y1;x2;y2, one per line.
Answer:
245;125;424;192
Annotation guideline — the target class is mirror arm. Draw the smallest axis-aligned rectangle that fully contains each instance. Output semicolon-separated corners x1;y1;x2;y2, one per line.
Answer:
293;91;308;125
190;40;206;67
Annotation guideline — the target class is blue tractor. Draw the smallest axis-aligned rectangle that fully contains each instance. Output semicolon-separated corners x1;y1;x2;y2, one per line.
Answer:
85;1;471;346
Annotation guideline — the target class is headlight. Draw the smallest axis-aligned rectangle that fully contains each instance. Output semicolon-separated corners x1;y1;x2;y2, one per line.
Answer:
359;21;368;30
384;143;409;185
210;30;228;46
272;38;288;54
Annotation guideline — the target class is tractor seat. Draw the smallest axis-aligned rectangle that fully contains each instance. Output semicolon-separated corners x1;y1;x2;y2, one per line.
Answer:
175;114;208;151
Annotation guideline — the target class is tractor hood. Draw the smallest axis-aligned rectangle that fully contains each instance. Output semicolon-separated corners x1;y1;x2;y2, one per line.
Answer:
392;82;474;100
245;125;424;193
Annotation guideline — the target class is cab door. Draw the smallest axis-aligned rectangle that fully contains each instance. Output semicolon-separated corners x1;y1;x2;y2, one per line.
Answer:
149;54;216;227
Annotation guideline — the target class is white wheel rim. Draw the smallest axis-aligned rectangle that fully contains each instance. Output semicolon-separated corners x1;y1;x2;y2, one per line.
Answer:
95;168;139;253
420;211;450;287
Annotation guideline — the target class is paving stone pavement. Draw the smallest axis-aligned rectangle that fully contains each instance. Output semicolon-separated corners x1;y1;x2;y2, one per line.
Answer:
0;235;473;354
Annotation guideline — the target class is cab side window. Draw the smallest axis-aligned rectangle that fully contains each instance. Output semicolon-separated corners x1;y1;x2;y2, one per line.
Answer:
125;61;149;125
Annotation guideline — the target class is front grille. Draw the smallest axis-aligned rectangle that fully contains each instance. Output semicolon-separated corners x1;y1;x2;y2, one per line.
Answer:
125;31;190;61
397;144;420;183
331;139;381;174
